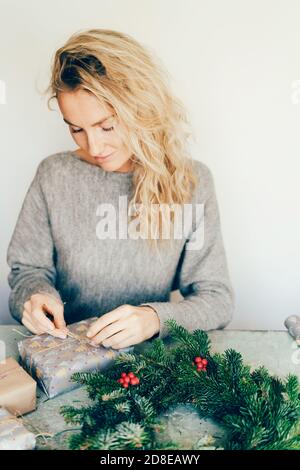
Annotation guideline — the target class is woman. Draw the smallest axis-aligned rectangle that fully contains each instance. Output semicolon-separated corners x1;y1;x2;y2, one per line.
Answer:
7;28;234;349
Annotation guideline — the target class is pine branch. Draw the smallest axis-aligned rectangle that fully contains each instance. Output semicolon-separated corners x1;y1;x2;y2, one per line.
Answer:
60;320;300;451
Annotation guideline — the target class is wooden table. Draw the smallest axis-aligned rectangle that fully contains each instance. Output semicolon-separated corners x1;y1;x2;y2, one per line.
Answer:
0;325;299;450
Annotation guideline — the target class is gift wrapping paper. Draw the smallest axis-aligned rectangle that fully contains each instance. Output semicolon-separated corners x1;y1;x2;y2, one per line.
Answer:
18;317;133;398
0;407;36;450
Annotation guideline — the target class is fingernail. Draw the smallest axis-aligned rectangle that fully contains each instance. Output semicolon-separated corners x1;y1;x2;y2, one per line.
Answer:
58;333;67;339
86;331;92;338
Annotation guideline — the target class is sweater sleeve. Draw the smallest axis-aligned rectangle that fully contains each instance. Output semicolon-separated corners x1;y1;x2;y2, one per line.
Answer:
140;163;234;339
7;161;62;323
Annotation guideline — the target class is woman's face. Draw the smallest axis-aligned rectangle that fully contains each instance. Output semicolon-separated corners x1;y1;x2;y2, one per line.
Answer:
57;88;134;173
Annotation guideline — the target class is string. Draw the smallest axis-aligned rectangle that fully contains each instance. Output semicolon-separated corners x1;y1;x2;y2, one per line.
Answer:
13;327;92;346
3;326;94;446
13;327;98;381
0;409;53;443
0;412;83;447
12;328;31;338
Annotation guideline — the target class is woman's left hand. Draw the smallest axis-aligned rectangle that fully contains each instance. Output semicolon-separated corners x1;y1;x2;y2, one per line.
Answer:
86;304;160;349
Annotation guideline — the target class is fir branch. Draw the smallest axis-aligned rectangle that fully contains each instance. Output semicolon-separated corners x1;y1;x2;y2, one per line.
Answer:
60;320;300;451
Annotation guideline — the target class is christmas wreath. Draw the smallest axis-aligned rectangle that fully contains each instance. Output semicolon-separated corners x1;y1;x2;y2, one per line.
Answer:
60;320;300;450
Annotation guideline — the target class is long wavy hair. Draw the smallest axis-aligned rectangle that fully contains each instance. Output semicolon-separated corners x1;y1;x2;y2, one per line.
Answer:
46;28;199;253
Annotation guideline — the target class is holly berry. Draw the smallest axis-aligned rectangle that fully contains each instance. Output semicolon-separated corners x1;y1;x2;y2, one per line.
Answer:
131;377;140;385
118;371;140;388
193;356;208;373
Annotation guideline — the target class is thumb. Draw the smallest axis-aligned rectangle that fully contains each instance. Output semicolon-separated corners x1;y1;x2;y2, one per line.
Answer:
42;297;66;330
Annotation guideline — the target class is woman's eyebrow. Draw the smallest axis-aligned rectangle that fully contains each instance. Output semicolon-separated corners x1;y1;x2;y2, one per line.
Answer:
63;115;113;128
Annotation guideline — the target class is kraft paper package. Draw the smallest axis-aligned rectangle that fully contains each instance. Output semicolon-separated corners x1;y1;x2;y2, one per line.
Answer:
0;356;36;415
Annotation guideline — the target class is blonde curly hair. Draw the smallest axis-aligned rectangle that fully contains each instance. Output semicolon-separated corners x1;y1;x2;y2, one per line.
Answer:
46;28;199;253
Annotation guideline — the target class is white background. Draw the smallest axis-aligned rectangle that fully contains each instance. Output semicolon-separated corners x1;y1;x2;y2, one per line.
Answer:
1;0;299;328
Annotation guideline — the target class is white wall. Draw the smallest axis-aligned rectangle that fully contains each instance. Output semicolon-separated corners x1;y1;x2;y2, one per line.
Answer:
1;0;300;329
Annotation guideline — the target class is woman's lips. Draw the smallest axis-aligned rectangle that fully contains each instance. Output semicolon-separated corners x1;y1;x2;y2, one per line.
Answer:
94;152;115;161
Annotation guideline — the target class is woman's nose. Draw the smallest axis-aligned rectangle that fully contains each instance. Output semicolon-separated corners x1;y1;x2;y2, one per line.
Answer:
87;134;106;157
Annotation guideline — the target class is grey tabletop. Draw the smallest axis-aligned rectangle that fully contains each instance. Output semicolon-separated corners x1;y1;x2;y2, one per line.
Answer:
0;325;299;450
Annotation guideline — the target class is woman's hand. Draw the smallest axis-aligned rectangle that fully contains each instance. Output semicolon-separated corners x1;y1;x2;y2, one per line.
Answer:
86;304;160;349
22;293;68;339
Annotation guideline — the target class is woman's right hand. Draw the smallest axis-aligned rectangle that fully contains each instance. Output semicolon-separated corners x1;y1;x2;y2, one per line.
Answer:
22;293;68;339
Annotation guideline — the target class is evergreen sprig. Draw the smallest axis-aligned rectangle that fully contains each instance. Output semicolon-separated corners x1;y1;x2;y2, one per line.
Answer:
60;319;300;450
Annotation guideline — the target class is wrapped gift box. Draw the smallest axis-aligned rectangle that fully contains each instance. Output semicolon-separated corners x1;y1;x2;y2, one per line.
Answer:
0;407;36;450
18;317;133;399
0;357;36;415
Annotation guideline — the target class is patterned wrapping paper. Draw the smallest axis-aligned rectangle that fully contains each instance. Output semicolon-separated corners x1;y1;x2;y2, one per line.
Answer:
18;317;133;399
0;407;36;450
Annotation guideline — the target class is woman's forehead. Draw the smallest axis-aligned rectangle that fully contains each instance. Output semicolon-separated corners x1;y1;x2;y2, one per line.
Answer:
57;89;113;124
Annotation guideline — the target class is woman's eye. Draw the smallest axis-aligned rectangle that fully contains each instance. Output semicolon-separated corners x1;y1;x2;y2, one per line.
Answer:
71;126;114;134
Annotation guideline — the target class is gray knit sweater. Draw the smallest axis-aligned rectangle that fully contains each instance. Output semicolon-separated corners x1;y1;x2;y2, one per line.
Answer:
7;151;234;339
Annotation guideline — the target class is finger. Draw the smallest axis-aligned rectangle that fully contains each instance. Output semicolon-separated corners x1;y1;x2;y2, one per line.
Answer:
23;306;31;316
24;300;31;311
113;338;136;350
31;307;56;332
101;331;134;349
22;316;41;335
22;311;43;334
42;299;67;330
47;328;68;339
24;308;67;338
24;304;67;339
90;320;129;346
86;305;132;338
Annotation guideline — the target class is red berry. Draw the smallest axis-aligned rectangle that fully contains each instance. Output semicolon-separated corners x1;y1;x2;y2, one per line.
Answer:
124;376;130;383
121;372;127;378
197;363;204;369
130;378;137;385
135;378;140;384
123;383;129;388
194;357;202;363
128;372;135;379
202;359;208;366
119;378;124;384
